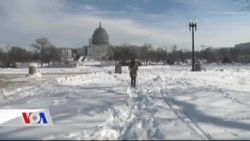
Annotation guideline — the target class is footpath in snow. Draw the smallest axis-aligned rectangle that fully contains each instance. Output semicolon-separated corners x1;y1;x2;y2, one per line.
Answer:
0;65;250;140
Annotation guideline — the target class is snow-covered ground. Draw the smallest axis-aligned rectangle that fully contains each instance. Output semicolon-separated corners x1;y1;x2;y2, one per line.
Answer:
0;66;104;74
0;64;250;140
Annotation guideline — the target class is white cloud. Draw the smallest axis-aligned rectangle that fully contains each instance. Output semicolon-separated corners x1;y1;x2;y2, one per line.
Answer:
0;0;249;51
83;4;96;11
205;11;250;15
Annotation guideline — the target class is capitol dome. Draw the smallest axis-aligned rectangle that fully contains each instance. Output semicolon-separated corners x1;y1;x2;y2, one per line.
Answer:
92;22;109;46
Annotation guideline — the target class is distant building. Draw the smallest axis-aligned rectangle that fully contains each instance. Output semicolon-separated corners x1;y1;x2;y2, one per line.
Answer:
205;47;233;52
77;22;112;60
235;42;250;63
87;22;111;60
58;48;74;62
77;46;88;56
235;42;250;50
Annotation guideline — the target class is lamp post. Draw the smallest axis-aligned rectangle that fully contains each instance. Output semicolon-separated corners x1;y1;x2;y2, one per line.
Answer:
188;18;198;71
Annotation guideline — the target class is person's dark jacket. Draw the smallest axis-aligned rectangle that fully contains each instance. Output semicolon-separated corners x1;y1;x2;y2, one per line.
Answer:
129;62;138;77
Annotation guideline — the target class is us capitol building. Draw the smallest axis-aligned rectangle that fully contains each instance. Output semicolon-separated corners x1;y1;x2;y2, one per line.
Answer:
77;22;112;60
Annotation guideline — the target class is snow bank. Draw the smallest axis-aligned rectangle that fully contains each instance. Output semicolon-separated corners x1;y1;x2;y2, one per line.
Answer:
26;72;42;78
52;71;118;87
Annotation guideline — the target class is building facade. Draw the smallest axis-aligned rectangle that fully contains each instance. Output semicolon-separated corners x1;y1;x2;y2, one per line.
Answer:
77;22;112;60
58;48;74;62
77;47;87;56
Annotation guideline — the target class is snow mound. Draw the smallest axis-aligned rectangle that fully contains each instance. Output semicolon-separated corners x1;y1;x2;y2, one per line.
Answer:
53;71;117;86
26;72;42;78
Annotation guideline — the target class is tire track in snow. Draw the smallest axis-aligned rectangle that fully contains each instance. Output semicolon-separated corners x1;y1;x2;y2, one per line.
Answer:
160;92;213;140
0;80;48;106
158;73;213;140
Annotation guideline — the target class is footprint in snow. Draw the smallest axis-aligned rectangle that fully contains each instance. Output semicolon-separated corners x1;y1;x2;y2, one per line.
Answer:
231;133;239;136
232;98;239;102
153;129;165;139
26;100;34;103
53;99;62;105
127;87;136;98
223;93;230;98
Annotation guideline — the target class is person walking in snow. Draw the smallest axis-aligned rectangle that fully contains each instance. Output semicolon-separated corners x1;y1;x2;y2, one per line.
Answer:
129;57;138;87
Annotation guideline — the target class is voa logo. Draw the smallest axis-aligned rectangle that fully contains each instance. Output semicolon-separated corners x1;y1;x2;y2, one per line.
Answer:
22;112;48;124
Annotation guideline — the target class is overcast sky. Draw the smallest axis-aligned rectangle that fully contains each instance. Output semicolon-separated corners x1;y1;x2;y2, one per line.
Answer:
0;0;249;50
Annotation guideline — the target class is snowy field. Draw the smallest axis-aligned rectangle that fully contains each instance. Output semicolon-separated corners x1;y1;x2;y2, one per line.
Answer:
0;64;250;140
0;66;104;74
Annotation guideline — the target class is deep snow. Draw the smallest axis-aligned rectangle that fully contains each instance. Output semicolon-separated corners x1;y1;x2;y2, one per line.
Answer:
0;64;250;140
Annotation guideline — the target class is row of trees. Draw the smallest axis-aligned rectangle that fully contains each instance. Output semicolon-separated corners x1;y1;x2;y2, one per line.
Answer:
1;37;250;68
0;37;61;67
108;44;250;64
0;45;35;67
110;44;188;64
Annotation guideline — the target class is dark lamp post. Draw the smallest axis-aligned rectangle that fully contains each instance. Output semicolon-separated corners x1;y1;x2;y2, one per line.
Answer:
189;18;198;71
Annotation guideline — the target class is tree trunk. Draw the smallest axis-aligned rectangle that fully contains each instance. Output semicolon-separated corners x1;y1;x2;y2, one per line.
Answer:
41;48;44;67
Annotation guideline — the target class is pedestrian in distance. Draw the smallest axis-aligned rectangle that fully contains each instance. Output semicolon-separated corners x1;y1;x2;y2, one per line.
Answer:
129;57;138;88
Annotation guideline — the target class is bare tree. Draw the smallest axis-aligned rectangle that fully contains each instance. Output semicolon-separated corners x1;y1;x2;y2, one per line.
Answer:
0;44;14;67
0;47;4;67
5;44;12;67
106;46;115;60
43;47;61;64
170;44;177;53
31;37;55;67
7;46;32;65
